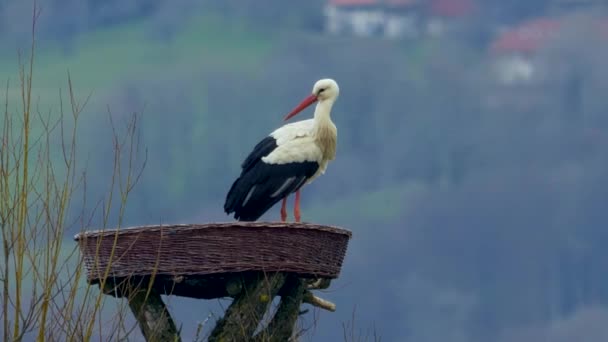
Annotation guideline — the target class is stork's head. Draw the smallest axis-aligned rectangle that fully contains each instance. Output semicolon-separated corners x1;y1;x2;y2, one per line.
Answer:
284;78;339;121
313;78;340;102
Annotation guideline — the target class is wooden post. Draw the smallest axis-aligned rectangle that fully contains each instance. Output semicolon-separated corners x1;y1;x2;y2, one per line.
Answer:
253;275;306;341
103;273;337;341
127;287;181;342
208;273;286;341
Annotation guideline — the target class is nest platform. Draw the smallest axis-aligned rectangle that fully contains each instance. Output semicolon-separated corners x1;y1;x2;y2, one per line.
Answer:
74;222;353;341
74;222;351;299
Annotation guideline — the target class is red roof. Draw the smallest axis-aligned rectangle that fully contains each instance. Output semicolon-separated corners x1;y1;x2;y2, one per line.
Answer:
430;0;475;17
329;0;417;6
490;18;561;54
328;0;378;5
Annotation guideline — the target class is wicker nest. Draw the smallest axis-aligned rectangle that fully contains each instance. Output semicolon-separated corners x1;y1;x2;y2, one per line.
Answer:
74;222;352;286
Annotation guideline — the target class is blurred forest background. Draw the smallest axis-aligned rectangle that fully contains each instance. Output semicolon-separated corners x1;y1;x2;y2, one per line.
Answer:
2;0;608;341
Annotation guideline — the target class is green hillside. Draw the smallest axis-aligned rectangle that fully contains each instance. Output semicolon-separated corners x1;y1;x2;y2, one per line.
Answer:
1;13;275;107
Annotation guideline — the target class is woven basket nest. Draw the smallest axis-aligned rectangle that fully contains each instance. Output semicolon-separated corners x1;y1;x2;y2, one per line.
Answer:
74;222;352;286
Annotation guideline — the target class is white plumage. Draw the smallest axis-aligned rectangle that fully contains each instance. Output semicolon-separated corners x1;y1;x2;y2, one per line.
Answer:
263;120;321;164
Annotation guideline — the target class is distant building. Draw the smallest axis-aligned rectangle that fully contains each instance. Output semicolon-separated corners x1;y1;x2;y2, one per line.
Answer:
323;0;474;39
324;0;421;38
425;0;476;37
489;18;561;85
385;0;423;38
485;14;608;112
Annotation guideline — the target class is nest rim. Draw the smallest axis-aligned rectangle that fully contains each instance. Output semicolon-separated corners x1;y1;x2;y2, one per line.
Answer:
73;221;353;241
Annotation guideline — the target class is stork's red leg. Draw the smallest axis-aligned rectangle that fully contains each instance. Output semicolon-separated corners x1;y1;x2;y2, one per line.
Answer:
280;197;288;222
294;190;302;223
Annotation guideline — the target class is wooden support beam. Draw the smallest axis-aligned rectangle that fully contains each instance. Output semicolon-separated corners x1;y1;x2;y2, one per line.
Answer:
126;287;181;342
102;272;337;341
253;275;306;341
208;272;286;342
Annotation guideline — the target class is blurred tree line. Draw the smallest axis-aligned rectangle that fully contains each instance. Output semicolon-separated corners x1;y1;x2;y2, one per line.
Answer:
0;0;325;53
0;0;562;50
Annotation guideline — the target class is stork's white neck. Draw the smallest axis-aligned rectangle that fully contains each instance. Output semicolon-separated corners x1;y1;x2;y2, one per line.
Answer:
313;99;335;125
312;98;337;161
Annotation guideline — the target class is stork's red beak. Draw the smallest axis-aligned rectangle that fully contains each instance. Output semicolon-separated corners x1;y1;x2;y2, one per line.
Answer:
283;94;318;121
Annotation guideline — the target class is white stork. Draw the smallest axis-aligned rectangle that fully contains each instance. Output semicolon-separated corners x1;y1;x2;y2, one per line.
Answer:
224;78;340;222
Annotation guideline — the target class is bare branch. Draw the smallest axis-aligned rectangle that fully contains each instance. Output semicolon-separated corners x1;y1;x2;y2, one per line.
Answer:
303;291;336;312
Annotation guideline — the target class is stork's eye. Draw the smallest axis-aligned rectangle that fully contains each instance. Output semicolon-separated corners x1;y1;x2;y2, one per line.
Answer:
318;88;326;94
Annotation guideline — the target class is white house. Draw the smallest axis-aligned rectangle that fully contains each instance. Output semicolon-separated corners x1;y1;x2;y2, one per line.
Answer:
323;0;422;38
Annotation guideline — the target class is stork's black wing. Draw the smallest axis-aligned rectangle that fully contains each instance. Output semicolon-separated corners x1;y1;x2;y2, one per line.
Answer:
224;136;319;221
241;136;277;173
